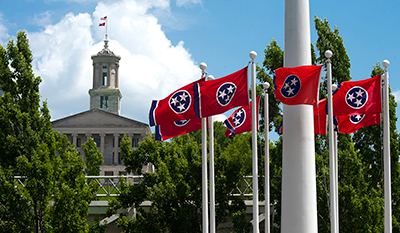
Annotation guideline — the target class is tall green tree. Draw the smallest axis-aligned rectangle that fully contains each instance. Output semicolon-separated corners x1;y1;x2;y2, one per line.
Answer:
82;138;103;176
0;32;100;232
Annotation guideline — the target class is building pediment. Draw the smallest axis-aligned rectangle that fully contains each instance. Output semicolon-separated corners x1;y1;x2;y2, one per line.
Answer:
51;108;149;129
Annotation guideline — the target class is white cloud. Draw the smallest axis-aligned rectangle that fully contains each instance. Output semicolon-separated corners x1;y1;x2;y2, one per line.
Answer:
176;0;202;7
213;114;227;123
393;90;400;103
31;11;53;27
28;0;200;124
0;14;10;46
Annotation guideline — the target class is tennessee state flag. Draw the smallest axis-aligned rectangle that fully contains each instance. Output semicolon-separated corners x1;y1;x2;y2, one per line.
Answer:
332;75;382;116
314;98;328;135
149;77;205;126
224;96;260;138
273;65;322;105
155;117;202;141
335;113;380;134
193;67;249;118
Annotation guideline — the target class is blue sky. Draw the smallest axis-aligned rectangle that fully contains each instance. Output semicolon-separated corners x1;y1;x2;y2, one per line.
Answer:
1;0;399;139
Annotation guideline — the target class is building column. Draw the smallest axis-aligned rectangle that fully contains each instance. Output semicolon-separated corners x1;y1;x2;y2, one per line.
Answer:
113;133;119;164
72;133;78;147
100;133;106;155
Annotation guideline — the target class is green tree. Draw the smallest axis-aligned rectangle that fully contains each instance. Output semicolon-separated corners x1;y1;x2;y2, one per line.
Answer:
82;138;103;176
0;31;100;232
107;132;252;232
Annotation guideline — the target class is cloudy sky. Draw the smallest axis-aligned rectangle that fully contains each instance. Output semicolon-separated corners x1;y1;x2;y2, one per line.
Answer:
1;0;400;136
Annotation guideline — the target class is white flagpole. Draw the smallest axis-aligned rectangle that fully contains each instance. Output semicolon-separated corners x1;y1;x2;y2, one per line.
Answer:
199;62;209;233
334;130;339;230
250;51;259;233
332;83;339;232
263;82;270;233
382;59;392;233
281;0;318;232
325;50;338;233
207;75;216;233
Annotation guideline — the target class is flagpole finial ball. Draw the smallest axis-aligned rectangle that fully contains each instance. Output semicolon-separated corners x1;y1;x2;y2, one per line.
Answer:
382;60;390;68
325;50;333;58
263;82;270;89
207;75;215;81
249;51;257;60
200;62;207;70
332;84;338;92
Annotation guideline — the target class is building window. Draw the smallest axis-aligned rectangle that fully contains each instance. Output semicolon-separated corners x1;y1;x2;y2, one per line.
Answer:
104;171;113;176
132;138;139;148
94;138;100;147
119;171;127;176
77;138;81;147
102;65;108;86
118;152;122;164
100;96;108;109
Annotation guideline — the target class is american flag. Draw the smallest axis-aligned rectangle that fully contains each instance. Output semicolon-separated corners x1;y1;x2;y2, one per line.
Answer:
100;16;107;20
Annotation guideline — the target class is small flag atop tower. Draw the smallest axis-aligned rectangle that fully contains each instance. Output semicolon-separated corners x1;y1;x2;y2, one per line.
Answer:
99;16;108;40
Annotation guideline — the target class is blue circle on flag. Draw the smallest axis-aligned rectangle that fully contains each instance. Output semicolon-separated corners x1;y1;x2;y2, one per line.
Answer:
174;119;190;127
349;114;364;124
169;90;191;114
280;75;301;98
233;108;246;128
217;82;237;106
345;86;368;109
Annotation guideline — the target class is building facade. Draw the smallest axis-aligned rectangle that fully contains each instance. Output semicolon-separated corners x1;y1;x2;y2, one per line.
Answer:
52;39;152;176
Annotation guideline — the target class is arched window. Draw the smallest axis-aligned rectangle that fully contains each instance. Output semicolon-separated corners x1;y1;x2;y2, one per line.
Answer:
102;65;108;86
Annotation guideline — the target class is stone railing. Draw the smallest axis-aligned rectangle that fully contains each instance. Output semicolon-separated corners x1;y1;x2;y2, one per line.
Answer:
14;175;254;197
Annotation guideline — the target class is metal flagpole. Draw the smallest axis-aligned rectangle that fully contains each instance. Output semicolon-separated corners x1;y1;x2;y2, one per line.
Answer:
105;18;108;40
382;59;392;233
208;75;216;233
332;83;339;232
263;82;270;233
199;62;209;233
325;50;338;233
249;51;259;233
281;0;318;232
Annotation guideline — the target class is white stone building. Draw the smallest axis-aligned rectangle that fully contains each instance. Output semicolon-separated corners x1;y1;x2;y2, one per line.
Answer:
52;39;152;176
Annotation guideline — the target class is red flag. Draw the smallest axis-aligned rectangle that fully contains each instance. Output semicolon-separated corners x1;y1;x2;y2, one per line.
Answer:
336;113;380;134
155;117;202;141
314;98;328;135
224;96;260;138
273;65;322;105
194;66;249;118
332;75;382;116
149;78;205;126
99;22;106;26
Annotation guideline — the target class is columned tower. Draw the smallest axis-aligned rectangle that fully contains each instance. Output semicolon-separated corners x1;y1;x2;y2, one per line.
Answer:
89;39;122;115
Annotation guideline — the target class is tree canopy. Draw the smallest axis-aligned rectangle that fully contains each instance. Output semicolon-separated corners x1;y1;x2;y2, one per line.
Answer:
0;31;101;232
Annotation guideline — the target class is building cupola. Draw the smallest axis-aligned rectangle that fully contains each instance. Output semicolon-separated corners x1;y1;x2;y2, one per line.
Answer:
89;39;122;115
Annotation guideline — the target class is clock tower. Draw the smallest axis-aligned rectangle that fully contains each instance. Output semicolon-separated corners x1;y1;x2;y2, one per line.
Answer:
89;39;122;115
